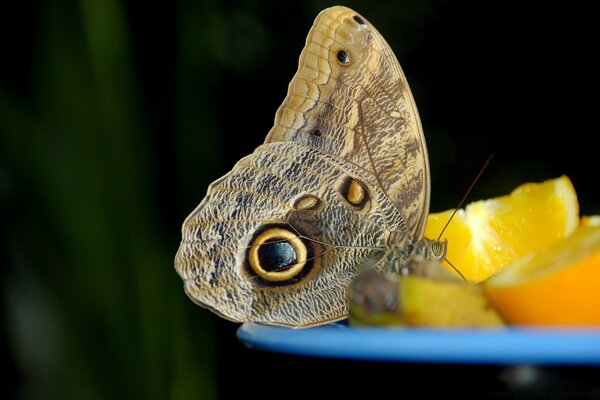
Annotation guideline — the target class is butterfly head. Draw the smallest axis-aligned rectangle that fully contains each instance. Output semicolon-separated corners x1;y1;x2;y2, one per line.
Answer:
415;237;448;262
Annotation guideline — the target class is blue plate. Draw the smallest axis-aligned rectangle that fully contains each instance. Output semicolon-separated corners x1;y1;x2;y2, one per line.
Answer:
237;322;600;365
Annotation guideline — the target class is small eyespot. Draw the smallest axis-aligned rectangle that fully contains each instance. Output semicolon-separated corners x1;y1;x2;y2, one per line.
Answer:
339;176;371;211
353;15;366;25
293;194;323;211
336;49;350;65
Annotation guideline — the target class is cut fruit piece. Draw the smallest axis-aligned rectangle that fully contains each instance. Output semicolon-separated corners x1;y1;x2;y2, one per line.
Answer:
483;226;600;325
581;215;600;227
399;275;504;327
424;176;579;283
349;262;504;328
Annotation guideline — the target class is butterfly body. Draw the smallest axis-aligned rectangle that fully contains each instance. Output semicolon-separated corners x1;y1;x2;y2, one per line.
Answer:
175;6;445;327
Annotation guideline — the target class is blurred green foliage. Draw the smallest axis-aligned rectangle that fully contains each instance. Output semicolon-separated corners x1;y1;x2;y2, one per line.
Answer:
1;0;219;398
1;0;598;399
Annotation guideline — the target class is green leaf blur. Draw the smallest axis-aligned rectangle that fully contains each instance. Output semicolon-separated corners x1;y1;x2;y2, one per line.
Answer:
0;0;218;398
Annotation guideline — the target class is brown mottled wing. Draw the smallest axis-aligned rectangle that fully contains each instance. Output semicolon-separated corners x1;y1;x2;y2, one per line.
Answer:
265;6;430;237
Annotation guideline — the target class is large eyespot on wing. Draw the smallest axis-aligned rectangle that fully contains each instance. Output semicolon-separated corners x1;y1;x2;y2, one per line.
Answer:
245;225;314;285
265;5;430;238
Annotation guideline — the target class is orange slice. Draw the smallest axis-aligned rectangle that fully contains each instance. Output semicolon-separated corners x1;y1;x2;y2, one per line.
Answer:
581;215;600;227
424;176;579;282
483;226;600;325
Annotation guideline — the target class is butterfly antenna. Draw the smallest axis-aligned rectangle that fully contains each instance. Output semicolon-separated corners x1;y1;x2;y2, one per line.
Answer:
437;154;494;241
444;257;467;282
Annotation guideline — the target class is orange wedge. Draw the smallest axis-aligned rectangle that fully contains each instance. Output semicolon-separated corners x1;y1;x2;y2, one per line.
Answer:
424;176;579;283
483;226;600;325
581;215;600;227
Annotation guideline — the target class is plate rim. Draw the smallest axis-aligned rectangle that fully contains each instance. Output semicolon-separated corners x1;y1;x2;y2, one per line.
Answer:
237;322;600;365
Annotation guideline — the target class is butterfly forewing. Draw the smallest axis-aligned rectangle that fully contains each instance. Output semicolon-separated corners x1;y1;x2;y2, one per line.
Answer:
266;6;430;238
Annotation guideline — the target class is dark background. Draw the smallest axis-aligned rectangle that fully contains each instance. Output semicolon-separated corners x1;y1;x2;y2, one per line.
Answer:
1;0;598;399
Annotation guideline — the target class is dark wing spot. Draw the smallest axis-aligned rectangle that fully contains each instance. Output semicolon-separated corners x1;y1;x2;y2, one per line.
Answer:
353;15;366;25
258;240;297;273
310;128;322;137
337;49;350;64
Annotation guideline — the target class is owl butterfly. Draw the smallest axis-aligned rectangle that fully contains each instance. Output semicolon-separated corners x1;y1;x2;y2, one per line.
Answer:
175;6;446;327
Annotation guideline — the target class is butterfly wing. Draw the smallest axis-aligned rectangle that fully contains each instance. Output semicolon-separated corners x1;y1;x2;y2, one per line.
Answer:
176;143;394;326
266;6;430;237
175;6;430;327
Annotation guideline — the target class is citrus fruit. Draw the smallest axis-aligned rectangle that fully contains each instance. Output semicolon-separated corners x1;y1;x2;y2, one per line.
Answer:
483;225;600;325
581;215;600;227
424;176;579;283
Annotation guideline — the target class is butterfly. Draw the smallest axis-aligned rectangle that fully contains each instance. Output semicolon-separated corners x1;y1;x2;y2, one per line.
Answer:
174;6;446;327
